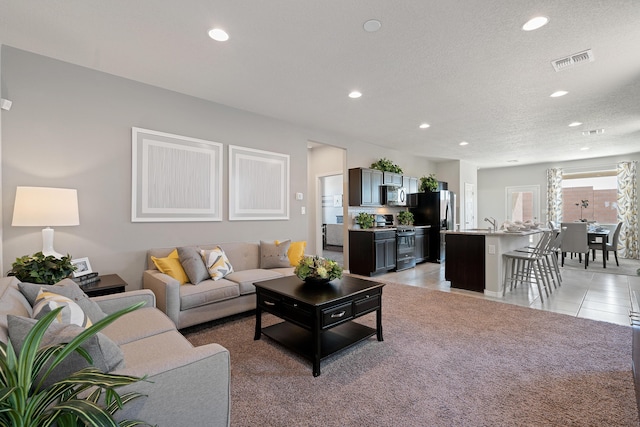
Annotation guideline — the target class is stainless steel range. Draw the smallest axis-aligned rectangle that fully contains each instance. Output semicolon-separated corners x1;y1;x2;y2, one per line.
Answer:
395;225;416;271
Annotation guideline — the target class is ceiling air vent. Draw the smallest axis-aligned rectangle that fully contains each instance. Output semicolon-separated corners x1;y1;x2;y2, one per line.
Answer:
551;49;594;72
582;128;605;136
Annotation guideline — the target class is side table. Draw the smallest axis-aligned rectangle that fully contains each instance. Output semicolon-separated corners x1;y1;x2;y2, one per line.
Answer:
81;274;128;297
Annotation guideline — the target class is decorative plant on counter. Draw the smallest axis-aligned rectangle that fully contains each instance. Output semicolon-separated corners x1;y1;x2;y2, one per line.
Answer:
355;212;375;229
0;302;151;427
397;211;414;226
370;158;403;174
295;255;343;283
575;199;589;221
8;252;76;285
419;174;438;192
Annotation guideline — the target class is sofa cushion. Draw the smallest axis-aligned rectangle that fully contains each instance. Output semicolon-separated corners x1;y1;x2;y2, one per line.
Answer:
101;306;176;346
151;249;189;285
177;246;210;285
260;240;291;268
179;279;240;311
19;279;106;323
225;269;284;295
8;315;124;387
32;290;93;328
201;246;234;280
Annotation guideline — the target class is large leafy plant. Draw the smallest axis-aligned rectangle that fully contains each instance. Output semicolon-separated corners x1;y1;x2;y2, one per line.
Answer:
8;252;77;285
370;158;403;174
0;302;150;427
419;174;438;192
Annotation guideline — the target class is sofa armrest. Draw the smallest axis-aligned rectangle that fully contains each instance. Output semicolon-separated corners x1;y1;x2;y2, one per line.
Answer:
92;290;156;315
142;270;181;326
114;342;230;426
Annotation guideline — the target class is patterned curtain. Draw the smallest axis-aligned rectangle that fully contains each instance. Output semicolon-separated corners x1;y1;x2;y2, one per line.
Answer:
546;168;563;227
617;161;638;259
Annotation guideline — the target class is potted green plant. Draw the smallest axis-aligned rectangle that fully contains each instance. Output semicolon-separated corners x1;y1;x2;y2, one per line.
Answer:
0;302;150;426
397;211;414;226
370;158;403;174
8;252;77;285
355;212;375;229
419;174;438;192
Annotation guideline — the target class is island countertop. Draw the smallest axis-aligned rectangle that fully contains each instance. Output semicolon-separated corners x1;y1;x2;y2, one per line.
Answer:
443;228;544;236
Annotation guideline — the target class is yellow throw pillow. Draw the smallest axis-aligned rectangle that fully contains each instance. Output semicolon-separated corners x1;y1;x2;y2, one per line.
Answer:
287;241;307;266
151;249;189;285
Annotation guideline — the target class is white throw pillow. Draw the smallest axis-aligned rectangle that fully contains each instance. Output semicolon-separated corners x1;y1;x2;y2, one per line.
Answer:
32;290;93;328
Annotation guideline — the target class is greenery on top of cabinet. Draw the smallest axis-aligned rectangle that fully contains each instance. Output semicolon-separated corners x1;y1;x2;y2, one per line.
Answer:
370;158;403;174
419;174;438;192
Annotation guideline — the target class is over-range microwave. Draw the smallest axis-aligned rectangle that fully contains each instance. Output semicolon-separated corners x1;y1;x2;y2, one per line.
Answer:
380;185;407;206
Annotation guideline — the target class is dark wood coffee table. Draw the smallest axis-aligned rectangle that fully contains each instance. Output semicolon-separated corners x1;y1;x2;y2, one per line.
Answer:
254;275;384;376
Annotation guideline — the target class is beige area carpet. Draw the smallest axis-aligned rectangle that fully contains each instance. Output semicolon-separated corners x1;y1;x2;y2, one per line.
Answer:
183;282;638;427
561;254;640;276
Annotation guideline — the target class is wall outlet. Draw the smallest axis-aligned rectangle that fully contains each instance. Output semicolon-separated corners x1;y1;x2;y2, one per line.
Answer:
301;206;306;215
488;245;496;255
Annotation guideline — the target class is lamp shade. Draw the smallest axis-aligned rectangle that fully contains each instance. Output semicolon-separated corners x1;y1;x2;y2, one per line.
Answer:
12;186;80;226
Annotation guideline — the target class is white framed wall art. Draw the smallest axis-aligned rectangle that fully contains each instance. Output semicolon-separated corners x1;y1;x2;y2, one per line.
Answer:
132;127;223;222
229;145;290;221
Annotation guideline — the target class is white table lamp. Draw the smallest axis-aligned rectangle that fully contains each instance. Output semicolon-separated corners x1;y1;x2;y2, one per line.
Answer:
12;186;80;258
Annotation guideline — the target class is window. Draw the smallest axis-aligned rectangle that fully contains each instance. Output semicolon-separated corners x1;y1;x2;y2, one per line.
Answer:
561;171;617;223
505;185;540;223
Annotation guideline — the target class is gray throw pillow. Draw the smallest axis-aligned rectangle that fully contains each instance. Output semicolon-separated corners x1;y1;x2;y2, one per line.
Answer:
19;279;106;323
7;315;125;388
178;246;210;284
260;240;291;268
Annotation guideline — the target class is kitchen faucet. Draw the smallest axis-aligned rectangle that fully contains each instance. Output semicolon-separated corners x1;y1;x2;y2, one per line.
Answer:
483;217;497;232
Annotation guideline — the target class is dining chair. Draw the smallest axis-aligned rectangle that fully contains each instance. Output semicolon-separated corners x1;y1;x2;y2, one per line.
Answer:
589;222;623;267
560;222;589;268
503;230;553;302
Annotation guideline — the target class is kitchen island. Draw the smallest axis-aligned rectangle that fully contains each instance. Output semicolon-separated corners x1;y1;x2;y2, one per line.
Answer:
443;228;544;297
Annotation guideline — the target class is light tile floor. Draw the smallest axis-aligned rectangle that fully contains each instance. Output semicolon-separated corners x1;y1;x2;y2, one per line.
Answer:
352;257;640;327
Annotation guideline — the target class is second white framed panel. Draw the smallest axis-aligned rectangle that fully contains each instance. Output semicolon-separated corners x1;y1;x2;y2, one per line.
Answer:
229;145;290;220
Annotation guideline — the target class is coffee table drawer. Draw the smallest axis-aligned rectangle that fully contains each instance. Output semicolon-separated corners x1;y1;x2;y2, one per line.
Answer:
258;293;282;312
282;300;312;326
355;294;380;315
322;302;353;328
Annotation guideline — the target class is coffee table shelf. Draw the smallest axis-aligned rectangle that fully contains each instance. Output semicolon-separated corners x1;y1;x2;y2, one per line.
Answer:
262;321;377;361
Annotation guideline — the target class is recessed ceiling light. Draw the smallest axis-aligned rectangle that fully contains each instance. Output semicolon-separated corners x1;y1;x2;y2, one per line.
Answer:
419;123;430;129
363;19;381;32
348;91;362;99
580;147;590;151
507;160;519;163
522;16;549;31
208;28;229;42
568;122;582;127
550;90;568;98
459;141;469;146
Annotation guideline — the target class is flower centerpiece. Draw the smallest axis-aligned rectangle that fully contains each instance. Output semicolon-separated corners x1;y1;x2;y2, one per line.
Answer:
295;255;343;284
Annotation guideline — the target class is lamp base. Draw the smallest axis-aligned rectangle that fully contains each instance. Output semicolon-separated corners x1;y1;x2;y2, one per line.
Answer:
41;227;64;259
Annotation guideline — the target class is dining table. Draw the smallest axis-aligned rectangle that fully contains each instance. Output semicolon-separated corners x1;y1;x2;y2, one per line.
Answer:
588;227;611;268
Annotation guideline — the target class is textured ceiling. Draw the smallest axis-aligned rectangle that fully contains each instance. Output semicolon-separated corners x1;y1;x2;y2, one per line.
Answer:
1;0;639;168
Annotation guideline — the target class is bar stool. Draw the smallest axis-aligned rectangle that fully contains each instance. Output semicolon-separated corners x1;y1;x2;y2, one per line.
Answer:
503;231;553;302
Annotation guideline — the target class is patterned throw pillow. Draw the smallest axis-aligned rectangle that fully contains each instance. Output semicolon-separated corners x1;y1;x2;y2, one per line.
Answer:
201;246;234;281
32;290;93;328
151;249;189;285
260;240;291;268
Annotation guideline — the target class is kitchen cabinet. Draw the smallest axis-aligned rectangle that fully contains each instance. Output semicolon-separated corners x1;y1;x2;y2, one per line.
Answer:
403;176;418;193
349;168;383;206
383;171;402;185
349;230;396;276
414;226;431;263
444;233;485;292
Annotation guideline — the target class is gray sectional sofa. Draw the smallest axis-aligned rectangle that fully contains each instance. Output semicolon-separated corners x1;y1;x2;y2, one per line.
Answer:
0;276;230;426
143;242;295;329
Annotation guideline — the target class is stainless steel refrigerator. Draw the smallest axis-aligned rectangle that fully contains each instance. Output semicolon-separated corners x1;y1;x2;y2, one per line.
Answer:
408;191;456;263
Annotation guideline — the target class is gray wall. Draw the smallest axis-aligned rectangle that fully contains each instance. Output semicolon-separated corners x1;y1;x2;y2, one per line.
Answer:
478;154;640;229
1;46;435;288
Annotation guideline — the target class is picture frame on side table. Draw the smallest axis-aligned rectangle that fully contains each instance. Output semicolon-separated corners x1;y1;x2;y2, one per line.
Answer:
71;257;93;277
